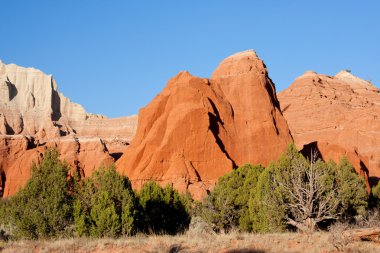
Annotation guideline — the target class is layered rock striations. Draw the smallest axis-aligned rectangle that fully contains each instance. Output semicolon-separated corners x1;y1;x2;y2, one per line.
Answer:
116;50;293;199
278;70;380;187
0;60;137;197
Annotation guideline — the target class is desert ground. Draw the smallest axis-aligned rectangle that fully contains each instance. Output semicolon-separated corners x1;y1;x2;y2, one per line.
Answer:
1;230;380;253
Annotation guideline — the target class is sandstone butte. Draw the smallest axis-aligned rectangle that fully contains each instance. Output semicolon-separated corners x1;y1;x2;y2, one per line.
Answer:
2;51;378;200
115;50;293;199
278;70;380;191
0;60;137;197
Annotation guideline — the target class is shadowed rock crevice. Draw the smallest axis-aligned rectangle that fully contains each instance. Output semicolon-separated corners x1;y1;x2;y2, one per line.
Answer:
26;137;37;149
360;161;370;179
51;78;62;121
207;98;224;125
0;170;6;197
369;177;379;187
4;121;14;135
208;112;237;168
264;79;281;109
271;112;280;135
5;77;17;101
300;141;323;161
110;152;123;161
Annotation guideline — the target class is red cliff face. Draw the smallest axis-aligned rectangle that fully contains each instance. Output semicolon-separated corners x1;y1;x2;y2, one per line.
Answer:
116;50;293;199
278;71;380;189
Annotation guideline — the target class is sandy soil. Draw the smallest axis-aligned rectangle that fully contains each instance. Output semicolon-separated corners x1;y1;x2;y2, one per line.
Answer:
1;231;379;253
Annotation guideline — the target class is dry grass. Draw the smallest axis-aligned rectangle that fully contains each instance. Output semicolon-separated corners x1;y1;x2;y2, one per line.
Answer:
1;230;379;253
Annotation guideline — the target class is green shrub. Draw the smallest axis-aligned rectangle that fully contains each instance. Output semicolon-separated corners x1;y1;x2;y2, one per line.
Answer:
138;181;190;235
0;198;7;222
6;149;73;239
249;165;287;233
0;199;13;240
372;181;380;205
249;145;300;233
73;165;137;237
249;144;368;233
336;158;368;219
202;164;264;233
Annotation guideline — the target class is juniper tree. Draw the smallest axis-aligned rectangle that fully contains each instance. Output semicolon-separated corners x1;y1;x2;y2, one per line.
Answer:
7;149;73;239
73;165;137;237
138;181;191;235
202;164;264;233
250;144;367;233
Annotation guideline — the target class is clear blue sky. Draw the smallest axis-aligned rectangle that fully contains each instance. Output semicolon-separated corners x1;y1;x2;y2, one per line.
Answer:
1;1;379;118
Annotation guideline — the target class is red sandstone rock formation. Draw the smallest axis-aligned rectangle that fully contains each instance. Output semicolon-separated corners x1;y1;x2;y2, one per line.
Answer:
3;53;376;200
278;70;380;188
116;50;293;199
0;60;137;197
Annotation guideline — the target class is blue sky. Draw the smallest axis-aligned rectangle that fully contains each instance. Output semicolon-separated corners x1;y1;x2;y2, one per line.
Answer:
1;1;379;118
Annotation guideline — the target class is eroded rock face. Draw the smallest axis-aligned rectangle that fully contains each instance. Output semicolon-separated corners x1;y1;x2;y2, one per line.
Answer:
0;60;138;197
116;50;292;199
4;53;375;200
278;70;380;187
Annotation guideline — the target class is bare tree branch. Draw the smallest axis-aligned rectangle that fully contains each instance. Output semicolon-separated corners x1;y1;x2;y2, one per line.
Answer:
273;152;341;233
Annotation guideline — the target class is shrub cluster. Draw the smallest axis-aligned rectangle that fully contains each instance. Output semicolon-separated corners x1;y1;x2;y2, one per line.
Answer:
73;165;137;237
0;144;378;239
201;163;264;233
0;149;190;239
1;150;74;239
201;144;369;233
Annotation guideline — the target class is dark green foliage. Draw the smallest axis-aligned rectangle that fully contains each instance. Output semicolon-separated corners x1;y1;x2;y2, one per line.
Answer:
0;149;195;239
249;145;299;233
336;158;368;219
0;143;370;238
249;167;284;233
249;144;368;233
202;164;264;233
138;181;191;235
372;181;380;207
73;165;137;237
6;149;73;239
0;198;12;240
0;198;7;222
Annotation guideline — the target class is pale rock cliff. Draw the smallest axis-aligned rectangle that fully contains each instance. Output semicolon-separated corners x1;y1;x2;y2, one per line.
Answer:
0;60;137;197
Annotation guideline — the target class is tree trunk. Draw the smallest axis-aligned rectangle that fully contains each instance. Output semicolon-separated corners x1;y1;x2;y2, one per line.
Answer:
287;218;316;233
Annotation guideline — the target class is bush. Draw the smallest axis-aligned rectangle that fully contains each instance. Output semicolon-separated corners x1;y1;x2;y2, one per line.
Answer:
73;165;138;237
336;158;368;220
249;144;368;233
137;181;190;235
249;169;283;233
0;198;8;224
371;181;380;208
6;149;74;239
0;199;12;240
201;164;264;233
0;149;194;239
249;147;297;233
